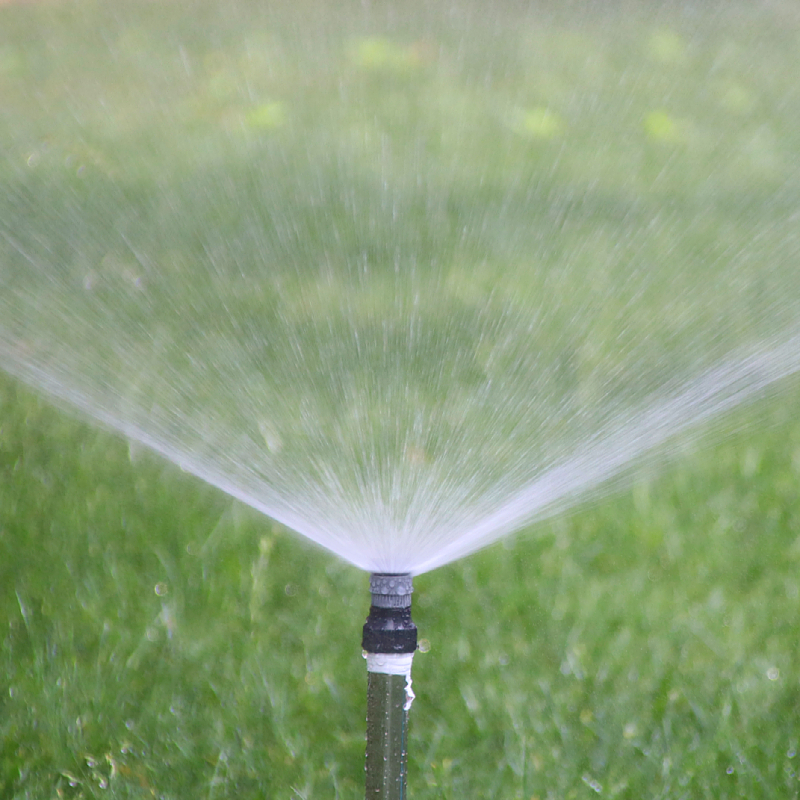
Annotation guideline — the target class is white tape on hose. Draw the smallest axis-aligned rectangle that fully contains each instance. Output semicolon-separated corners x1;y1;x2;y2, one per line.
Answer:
365;652;416;710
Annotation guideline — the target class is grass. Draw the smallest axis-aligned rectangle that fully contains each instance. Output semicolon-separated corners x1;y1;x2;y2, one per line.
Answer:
2;363;800;799
1;0;800;797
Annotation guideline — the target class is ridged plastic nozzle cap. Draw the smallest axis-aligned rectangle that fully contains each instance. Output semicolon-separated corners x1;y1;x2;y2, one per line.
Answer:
369;573;413;608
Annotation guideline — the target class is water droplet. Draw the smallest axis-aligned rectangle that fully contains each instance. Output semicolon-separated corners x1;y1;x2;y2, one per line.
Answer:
767;667;780;681
417;639;431;653
581;774;602;793
727;766;735;775
154;582;168;596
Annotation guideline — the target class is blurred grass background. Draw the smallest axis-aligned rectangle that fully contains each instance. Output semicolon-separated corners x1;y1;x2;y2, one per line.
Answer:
2;0;800;797
2;355;799;799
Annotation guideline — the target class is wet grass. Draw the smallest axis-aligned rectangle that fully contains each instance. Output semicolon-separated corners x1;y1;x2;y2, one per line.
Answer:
2;0;800;797
2;368;800;799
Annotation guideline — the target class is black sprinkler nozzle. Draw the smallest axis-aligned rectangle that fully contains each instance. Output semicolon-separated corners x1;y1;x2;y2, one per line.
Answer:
362;605;418;654
362;573;417;654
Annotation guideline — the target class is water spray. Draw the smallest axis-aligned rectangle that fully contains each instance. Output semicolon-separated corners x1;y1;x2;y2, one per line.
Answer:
362;573;417;799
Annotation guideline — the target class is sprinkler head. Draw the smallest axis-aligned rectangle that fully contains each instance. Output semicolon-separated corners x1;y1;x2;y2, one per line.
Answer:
362;573;417;654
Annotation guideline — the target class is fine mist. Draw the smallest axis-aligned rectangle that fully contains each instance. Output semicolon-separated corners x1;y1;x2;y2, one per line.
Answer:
1;0;799;574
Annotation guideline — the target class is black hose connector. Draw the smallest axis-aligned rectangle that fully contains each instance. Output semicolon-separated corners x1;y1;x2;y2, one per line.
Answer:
362;573;417;654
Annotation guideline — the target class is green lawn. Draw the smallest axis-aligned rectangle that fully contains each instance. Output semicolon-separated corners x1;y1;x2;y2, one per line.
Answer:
2;366;799;798
1;0;800;797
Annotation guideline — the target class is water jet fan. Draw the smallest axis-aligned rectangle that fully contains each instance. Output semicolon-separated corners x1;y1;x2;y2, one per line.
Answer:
1;0;800;794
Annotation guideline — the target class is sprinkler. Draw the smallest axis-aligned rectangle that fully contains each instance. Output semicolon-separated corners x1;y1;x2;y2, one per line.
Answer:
362;573;417;799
